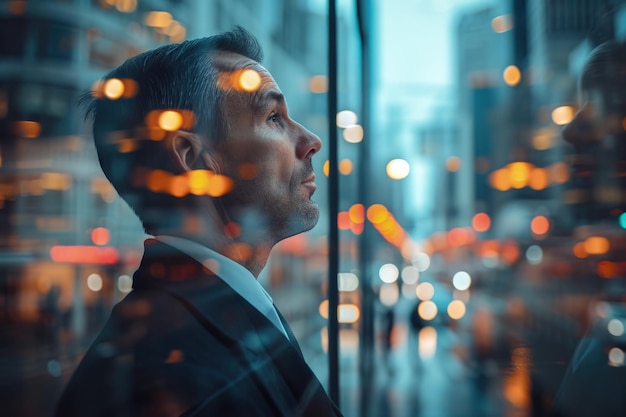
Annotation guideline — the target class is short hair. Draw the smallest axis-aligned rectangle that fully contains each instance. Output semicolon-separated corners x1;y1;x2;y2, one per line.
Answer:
82;26;263;233
580;40;626;95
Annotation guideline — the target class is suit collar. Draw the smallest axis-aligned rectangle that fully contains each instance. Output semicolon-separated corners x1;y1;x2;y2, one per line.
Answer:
132;240;340;416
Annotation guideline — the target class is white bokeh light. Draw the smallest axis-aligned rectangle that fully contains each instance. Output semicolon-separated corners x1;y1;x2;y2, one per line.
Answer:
412;252;431;272
379;263;399;283
379;283;399;306
336;110;358;128
401;265;420;284
526;245;543;265
87;273;103;292
338;272;359;292
452;271;472;291
117;274;133;293
608;319;625;337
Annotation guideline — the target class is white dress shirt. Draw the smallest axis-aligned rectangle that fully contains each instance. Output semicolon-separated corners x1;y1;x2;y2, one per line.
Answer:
154;235;288;339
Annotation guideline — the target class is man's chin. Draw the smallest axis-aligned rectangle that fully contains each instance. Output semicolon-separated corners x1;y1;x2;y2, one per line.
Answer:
278;208;320;241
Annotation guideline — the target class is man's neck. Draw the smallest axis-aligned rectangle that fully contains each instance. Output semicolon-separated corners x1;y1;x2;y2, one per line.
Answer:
153;230;272;278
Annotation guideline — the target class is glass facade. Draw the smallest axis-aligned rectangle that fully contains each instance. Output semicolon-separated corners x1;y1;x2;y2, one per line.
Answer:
1;0;626;416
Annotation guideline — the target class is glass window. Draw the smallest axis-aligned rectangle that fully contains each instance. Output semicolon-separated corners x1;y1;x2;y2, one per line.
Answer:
36;20;76;62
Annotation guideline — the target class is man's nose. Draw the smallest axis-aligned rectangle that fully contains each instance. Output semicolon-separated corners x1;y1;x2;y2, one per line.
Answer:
561;104;603;146
295;124;322;160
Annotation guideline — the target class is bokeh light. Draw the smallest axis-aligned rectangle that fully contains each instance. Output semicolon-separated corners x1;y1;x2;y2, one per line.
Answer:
584;236;610;255
452;271;472;291
401;265;419;284
531;215;550;236
416;282;435;301
503;65;521;86
551;105;575;125
446;156;461;172
158;110;183;131
339;159;353;175
238;69;262;92
447;300;467;320
338;304;360;324
349;204;365;224
472;212;491;232
608;347;625;367
367;204;389;224
412;252;431;272
386;159;410;180
343;124;364;143
608;319;625;337
379;263;399;283
336;110;358;128
144;11;173;28
526;245;543;265
309;75;328;93
418;327;437;359
379;283;399;306
117;275;133;293
90;227;110;246
492;15;513;33
338;272;359;292
13;121;41;138
418;300;438;321
86;273;103;292
103;78;125;99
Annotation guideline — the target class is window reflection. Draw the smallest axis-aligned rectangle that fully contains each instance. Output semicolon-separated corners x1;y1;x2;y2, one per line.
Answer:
2;1;626;417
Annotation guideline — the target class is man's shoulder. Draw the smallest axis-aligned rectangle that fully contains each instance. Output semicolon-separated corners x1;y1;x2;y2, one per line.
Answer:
54;289;256;417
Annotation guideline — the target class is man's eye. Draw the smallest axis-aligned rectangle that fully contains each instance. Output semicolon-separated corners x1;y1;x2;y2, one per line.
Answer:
268;113;280;123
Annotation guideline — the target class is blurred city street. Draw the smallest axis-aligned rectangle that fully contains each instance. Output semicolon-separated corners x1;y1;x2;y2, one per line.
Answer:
308;292;537;417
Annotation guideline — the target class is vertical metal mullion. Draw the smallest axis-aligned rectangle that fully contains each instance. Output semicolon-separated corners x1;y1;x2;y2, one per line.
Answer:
356;0;374;415
327;0;340;406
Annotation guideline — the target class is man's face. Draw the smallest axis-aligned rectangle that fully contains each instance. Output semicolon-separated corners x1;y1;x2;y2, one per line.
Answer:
562;78;626;221
211;52;322;244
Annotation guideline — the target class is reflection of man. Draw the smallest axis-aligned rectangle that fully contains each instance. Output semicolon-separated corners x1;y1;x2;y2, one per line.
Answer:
554;40;626;417
55;27;342;417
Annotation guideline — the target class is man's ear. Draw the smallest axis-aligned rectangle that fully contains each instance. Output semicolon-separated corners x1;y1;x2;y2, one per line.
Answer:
167;131;203;173
167;131;222;174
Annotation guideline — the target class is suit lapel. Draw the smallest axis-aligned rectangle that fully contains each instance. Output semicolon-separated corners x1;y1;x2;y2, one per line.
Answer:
274;306;304;357
133;240;340;416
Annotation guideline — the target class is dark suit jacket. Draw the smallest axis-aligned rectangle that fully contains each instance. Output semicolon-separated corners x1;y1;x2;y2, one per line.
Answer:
553;332;626;417
55;239;342;417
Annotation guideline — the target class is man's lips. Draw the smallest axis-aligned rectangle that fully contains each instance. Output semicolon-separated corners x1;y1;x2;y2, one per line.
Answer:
301;174;317;193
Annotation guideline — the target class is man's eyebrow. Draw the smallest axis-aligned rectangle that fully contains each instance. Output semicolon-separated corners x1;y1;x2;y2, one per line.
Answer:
253;89;285;110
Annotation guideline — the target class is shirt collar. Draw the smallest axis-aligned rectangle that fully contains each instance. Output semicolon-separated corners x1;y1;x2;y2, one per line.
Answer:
152;235;287;337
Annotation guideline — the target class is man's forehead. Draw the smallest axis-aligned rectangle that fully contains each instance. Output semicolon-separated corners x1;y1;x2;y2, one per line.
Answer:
211;50;270;78
211;50;282;105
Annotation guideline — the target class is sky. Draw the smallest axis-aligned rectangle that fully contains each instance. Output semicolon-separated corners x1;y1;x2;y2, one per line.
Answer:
378;0;493;87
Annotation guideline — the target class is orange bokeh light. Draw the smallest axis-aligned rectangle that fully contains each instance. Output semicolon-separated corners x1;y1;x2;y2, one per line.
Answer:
91;227;110;246
367;204;389;224
472;212;491;232
530;216;549;236
573;242;587;259
349;204;365;224
584;236;610;255
338;211;351;230
598;261;617;278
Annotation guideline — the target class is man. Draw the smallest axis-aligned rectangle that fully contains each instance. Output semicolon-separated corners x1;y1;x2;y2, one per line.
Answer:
55;27;342;417
553;40;626;417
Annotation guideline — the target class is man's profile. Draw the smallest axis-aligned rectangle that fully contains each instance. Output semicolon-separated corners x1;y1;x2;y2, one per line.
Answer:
554;39;626;417
55;26;342;417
